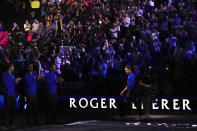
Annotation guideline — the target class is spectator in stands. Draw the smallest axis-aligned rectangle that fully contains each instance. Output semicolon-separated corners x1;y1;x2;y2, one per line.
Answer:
0;0;196;97
24;20;31;33
32;19;40;33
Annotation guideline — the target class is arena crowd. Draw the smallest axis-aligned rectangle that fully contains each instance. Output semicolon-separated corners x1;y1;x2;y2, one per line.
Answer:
0;0;197;96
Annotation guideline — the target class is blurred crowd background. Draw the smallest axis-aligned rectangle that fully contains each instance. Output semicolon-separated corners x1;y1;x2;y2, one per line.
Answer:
0;0;197;96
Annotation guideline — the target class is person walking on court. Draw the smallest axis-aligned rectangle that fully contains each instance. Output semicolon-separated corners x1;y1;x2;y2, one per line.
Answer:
120;65;142;119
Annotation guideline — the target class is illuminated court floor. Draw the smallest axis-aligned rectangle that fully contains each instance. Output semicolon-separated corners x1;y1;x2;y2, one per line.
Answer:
13;120;197;131
11;114;197;131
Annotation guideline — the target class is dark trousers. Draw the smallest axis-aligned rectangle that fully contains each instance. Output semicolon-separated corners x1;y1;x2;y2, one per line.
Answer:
46;93;57;123
142;94;151;115
121;88;142;116
26;95;38;125
141;87;152;115
1;96;16;126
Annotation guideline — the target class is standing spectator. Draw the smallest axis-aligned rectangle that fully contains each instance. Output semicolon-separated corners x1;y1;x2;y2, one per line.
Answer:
123;13;130;28
45;14;53;31
12;22;20;32
40;0;47;17
11;22;20;39
32;19;40;33
54;11;63;32
24;20;31;33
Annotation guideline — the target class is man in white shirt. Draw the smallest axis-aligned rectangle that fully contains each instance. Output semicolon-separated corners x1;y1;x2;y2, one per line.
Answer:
123;13;130;28
136;7;143;17
110;23;120;38
32;19;40;33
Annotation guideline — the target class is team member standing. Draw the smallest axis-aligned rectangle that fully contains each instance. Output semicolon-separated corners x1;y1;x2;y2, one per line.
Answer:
24;63;43;126
120;65;142;119
45;64;63;124
1;63;22;129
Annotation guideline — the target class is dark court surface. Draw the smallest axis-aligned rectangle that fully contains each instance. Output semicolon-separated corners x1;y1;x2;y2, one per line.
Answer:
13;120;197;131
1;110;197;131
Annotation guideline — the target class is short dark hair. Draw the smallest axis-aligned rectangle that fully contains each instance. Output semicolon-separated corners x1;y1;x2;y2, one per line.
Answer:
25;61;34;69
6;62;14;71
49;63;56;71
125;65;132;71
49;63;55;68
26;62;34;69
8;62;14;67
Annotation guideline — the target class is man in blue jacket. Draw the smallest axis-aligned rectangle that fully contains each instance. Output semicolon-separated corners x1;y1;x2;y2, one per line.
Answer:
120;65;142;119
1;63;22;129
45;64;63;124
24;63;43;126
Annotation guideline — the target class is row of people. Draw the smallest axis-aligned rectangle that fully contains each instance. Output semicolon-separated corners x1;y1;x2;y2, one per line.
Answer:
0;63;63;129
